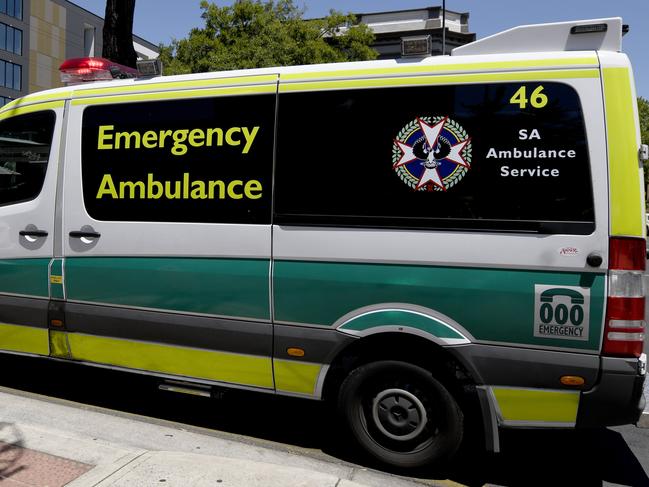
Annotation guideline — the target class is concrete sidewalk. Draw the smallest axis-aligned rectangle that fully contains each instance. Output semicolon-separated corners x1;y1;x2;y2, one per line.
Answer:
0;387;456;487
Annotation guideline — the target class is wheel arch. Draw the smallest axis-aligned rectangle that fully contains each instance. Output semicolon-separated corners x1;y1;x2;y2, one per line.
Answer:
322;304;482;403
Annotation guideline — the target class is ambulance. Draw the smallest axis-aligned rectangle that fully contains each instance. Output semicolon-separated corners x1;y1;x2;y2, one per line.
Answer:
0;17;645;468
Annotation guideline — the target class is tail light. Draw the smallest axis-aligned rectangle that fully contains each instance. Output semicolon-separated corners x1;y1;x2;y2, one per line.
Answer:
59;57;138;85
603;237;646;357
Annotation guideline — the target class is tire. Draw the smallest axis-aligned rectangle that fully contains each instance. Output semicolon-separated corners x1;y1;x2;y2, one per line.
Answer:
338;360;463;469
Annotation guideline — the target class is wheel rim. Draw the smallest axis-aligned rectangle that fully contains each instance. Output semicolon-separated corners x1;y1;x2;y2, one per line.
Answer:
357;374;441;454
371;388;427;441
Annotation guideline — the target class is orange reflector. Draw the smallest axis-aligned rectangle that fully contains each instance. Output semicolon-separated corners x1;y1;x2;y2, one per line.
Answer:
560;375;585;386
287;347;305;357
50;319;64;327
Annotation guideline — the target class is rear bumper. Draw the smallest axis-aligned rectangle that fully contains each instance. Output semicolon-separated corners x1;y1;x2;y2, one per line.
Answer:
576;354;646;427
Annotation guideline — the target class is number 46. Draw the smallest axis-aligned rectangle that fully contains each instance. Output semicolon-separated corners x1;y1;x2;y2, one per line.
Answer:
509;85;548;109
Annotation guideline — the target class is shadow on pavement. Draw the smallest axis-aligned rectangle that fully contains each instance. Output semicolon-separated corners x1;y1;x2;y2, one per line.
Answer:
0;422;26;480
0;354;646;486
443;428;649;487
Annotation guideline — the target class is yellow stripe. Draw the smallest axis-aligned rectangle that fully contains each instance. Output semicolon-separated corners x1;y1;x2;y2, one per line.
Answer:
280;69;599;93
273;359;322;396
49;330;69;358
603;67;644;237
66;333;274;389
0;323;49;355
0;91;72;112
492;387;579;423
282;56;599;81
77;74;278;97
73;84;277;106
0;101;64;121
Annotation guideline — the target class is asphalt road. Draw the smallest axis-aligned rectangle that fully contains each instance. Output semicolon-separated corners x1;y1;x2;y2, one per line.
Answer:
0;352;645;487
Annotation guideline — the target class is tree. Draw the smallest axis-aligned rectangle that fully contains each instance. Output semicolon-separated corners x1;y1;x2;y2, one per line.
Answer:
103;0;137;68
159;0;377;75
639;97;649;186
640;97;649;147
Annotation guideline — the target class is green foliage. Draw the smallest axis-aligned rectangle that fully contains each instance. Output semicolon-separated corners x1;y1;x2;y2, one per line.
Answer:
159;0;377;74
640;97;649;147
639;97;649;187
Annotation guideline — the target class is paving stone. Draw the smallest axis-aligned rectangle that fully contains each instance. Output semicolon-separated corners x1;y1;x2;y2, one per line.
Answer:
0;441;92;487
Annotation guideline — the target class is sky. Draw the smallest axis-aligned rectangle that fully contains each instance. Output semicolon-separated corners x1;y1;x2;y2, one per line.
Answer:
71;0;649;98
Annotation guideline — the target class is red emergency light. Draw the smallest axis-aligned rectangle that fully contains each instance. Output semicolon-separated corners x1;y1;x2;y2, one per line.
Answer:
59;57;139;85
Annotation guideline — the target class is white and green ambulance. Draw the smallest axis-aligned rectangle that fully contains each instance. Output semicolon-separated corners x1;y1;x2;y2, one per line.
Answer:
0;17;645;468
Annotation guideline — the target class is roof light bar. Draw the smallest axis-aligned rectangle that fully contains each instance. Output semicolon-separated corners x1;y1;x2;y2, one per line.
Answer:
59;57;139;85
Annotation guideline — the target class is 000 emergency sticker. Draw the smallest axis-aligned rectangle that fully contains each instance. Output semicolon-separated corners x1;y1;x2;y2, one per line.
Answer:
533;284;590;341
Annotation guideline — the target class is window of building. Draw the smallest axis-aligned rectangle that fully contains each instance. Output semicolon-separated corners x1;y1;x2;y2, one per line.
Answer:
81;95;275;224
0;23;21;55
12;62;19;89
0;0;21;20
5;61;12;88
275;82;594;234
0;59;21;90
83;25;95;56
0;111;56;206
13;25;20;54
0;96;13;107
5;24;12;52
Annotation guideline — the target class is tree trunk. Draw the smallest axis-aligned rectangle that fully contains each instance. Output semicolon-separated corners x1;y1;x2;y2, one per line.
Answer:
102;0;137;68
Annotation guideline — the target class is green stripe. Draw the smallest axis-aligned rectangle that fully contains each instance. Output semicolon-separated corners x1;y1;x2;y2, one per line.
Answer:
339;309;465;340
0;259;50;297
274;261;605;351
492;387;579;423
49;258;64;300
65;257;270;320
0;323;49;355
66;333;273;388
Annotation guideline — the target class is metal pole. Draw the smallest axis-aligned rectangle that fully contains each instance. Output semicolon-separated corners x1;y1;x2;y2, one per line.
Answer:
442;0;446;55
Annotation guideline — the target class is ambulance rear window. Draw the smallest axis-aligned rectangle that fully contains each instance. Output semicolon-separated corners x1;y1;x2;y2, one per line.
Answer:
275;82;594;234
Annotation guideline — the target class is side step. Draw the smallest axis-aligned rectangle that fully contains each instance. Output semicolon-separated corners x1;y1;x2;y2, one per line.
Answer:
158;380;212;398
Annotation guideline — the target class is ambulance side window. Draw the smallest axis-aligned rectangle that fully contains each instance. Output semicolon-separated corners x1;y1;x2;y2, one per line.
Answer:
274;83;594;234
0;111;55;206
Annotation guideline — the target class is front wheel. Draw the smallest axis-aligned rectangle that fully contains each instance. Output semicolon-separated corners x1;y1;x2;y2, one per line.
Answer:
338;360;463;469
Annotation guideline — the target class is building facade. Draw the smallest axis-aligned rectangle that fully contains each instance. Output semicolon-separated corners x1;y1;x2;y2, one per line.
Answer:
357;6;475;59
0;0;157;106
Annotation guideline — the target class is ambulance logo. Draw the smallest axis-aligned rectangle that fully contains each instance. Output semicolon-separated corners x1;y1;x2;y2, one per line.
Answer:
533;285;590;341
392;116;472;191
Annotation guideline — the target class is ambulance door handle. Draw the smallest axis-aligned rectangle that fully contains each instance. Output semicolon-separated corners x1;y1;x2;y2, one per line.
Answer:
69;231;101;239
19;229;48;238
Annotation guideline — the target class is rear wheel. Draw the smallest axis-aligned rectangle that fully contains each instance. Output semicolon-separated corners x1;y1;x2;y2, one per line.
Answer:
338;360;463;468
